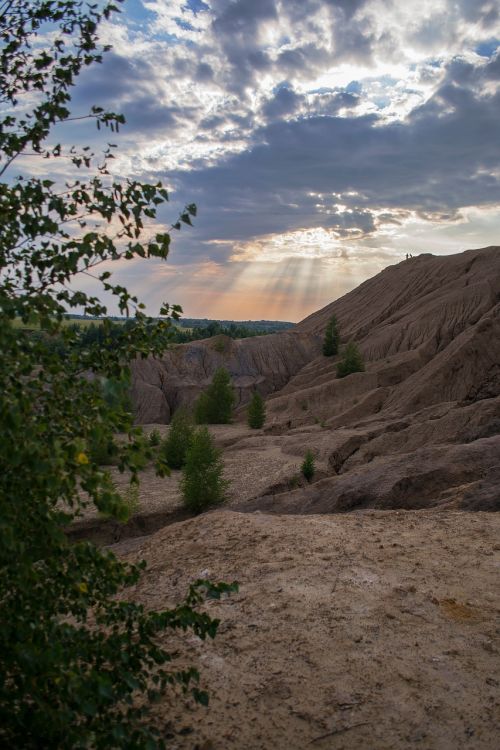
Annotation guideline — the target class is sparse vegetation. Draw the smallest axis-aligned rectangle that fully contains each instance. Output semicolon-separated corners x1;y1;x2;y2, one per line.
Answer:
212;337;228;353
247;391;266;429
336;342;365;378
99;482;140;520
149;428;161;447
323;314;340;357
174;318;294;342
181;427;228;513
195;367;235;424
160;409;195;469
301;450;316;481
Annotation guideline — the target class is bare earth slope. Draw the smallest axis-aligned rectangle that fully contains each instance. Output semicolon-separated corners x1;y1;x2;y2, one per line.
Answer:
131;246;500;513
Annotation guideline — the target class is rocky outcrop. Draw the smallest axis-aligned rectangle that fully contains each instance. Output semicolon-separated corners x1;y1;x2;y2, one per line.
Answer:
131;330;321;423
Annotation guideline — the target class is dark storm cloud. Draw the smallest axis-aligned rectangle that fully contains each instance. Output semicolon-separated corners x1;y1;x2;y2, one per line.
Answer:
277;44;331;75
163;54;500;256
262;85;303;119
209;0;276;90
71;52;151;110
203;0;376;93
70;51;191;137
59;0;500;271
196;62;214;81
212;0;277;34
455;0;498;26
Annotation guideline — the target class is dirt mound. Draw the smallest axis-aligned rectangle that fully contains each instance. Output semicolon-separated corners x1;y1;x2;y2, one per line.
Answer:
114;509;500;750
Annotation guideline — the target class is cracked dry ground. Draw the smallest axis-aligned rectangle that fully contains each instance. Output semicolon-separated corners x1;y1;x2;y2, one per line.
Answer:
114;508;500;750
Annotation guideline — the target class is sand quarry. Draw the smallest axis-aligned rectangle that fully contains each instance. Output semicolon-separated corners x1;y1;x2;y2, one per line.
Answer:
73;247;500;748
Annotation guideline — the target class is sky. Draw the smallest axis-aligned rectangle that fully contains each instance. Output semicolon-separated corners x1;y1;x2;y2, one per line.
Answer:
53;1;500;320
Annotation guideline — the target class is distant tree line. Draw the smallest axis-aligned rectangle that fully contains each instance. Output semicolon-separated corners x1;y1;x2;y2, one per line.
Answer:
22;317;293;354
18;317;290;356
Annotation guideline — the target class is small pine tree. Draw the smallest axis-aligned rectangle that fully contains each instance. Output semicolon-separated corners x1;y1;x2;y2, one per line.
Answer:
195;367;235;424
301;450;315;481
323;314;340;357
181;427;228;513
247;390;265;429
160;408;194;469
194;391;210;424
336;341;365;378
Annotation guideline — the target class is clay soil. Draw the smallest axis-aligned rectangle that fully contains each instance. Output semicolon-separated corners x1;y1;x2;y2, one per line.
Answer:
111;502;500;749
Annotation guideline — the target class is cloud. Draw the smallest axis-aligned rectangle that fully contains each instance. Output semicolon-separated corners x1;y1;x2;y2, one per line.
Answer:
30;0;500;319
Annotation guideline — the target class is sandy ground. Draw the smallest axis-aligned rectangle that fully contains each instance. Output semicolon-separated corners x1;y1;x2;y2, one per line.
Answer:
113;508;500;750
72;424;320;535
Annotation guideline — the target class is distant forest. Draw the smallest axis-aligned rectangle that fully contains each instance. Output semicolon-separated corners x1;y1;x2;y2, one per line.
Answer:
21;316;296;355
62;315;294;346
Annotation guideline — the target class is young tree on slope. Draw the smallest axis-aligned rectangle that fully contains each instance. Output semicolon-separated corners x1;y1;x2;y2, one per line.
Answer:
0;2;236;747
195;367;235;424
181;427;229;513
247;390;266;429
160;408;195;469
322;314;340;356
336;341;365;378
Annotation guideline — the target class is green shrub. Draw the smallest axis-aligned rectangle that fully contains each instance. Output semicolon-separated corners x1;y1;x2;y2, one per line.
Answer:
247;390;265;429
181;428;228;513
301;450;315;481
148;428;161;447
212;336;228;353
194;367;235;424
336;341;365;378
194;391;210;424
160;409;194;469
89;435;117;466
323;314;340;357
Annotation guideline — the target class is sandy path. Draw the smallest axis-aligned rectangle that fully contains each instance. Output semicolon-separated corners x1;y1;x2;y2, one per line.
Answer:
114;509;500;750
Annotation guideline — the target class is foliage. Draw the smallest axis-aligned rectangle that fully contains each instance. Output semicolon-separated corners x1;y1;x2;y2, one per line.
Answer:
181;428;228;513
44;316;293;348
160;408;194;469
336;341;365;378
301;450;315;481
194;391;210;425
148;428;161;447
174;318;294;342
99;481;139;519
323;314;340;356
20;315;292;352
212;336;228;353
247;390;266;429
0;2;235;747
195;367;235;424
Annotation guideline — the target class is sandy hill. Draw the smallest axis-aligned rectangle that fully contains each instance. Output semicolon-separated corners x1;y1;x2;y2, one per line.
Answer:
131;245;500;513
84;246;500;749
